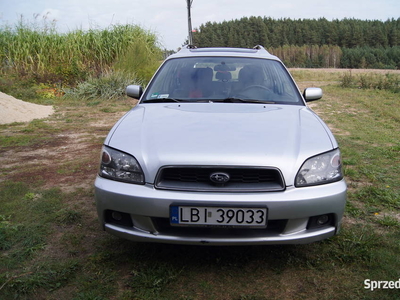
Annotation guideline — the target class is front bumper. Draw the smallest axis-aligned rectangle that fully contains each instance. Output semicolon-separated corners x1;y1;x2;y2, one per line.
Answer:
94;176;347;245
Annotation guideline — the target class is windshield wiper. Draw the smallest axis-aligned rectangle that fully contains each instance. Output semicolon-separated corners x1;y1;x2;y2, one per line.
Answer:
214;98;276;104
143;98;188;103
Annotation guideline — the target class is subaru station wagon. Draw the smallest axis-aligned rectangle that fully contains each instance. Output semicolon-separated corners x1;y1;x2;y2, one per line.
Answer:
94;45;347;245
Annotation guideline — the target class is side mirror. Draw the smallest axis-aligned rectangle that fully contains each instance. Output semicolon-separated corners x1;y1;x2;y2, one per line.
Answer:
126;85;143;99
303;87;323;102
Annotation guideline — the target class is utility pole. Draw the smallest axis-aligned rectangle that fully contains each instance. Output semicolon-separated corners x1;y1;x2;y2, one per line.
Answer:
186;0;194;45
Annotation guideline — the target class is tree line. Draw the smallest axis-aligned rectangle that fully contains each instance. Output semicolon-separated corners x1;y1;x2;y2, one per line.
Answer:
191;17;400;69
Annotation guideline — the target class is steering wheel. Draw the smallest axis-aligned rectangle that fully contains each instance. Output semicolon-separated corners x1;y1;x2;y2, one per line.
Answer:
242;85;271;92
237;85;272;99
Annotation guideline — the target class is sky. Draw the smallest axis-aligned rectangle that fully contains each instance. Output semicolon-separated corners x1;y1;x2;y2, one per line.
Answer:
1;0;399;50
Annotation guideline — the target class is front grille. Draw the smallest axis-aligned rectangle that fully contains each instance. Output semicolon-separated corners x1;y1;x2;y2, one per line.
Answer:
155;166;285;192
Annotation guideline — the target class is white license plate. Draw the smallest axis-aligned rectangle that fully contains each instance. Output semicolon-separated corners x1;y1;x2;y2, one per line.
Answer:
170;206;267;227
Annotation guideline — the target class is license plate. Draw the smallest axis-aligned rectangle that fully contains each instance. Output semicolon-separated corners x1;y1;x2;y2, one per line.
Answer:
170;206;267;227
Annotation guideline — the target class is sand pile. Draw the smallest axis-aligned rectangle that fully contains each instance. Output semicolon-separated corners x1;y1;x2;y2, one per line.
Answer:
0;91;54;124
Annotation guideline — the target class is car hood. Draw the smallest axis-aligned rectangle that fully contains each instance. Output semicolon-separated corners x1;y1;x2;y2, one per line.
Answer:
105;103;336;186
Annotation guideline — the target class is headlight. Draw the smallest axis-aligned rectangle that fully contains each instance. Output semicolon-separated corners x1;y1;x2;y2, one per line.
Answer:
295;149;343;187
99;146;144;184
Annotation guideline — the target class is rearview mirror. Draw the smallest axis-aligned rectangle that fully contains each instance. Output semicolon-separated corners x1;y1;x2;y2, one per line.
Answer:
214;64;236;71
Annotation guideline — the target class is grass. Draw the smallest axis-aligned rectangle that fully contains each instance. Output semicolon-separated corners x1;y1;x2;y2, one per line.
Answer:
0;69;399;299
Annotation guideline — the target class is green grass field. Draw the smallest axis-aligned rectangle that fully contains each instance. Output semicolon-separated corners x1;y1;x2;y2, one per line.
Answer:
0;69;399;299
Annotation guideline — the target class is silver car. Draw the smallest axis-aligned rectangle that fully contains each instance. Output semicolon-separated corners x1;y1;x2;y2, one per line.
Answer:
94;45;347;245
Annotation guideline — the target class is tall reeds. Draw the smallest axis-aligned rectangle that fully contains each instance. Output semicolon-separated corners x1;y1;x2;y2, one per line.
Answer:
0;17;162;85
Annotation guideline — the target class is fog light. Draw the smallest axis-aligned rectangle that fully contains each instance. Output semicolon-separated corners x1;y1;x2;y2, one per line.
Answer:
105;210;134;227
317;214;329;225
307;214;334;230
111;211;123;221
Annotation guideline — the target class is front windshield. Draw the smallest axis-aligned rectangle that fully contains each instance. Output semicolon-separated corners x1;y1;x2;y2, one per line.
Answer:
143;56;303;105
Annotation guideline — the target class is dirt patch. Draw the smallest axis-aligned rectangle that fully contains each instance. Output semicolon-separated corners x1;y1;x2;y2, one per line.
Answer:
0;90;130;193
2;132;102;193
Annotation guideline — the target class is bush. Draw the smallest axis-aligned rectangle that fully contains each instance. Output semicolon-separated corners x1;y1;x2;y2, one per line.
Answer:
340;71;354;88
340;72;400;92
63;71;142;100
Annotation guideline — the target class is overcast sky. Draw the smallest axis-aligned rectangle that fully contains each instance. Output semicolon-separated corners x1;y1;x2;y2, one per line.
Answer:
1;0;399;50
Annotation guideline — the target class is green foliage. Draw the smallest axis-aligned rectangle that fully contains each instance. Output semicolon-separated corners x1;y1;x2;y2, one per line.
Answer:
126;263;183;298
376;215;400;228
354;186;399;209
328;225;378;263
340;71;400;92
340;71;354;88
193;17;400;49
269;45;342;68
0;17;162;86
1;261;80;297
55;208;82;226
113;33;163;84
0;215;20;250
192;17;400;69
341;46;400;69
0;74;38;100
0;183;63;255
63;70;142;100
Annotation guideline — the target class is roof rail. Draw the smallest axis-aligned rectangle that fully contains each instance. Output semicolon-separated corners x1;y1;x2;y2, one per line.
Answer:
185;44;197;49
253;45;266;50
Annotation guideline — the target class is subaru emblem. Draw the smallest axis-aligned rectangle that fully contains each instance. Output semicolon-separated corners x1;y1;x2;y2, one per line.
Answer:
210;172;230;184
